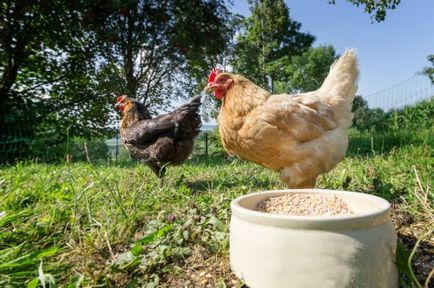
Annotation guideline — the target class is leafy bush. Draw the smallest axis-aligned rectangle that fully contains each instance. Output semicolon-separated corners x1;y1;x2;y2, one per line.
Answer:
194;129;225;157
29;136;110;163
352;96;433;132
387;98;434;130
348;128;433;156
69;137;110;163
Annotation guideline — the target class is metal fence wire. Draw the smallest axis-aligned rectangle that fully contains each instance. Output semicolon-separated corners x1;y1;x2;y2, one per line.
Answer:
364;74;434;111
1;74;433;163
0;95;35;162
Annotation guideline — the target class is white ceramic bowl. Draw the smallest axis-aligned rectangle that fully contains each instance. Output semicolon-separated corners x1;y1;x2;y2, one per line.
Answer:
230;189;398;288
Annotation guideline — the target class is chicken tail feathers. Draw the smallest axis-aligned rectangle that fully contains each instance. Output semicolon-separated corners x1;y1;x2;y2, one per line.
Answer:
318;49;359;128
173;96;202;139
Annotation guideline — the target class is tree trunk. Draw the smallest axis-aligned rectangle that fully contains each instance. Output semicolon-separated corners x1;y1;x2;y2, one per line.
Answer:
1;1;28;97
125;12;137;99
0;45;25;97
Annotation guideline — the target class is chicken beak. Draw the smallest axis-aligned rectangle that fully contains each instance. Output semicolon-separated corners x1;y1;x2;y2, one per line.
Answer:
204;82;214;93
115;102;125;112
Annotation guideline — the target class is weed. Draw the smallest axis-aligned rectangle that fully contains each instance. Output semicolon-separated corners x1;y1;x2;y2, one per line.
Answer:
0;129;432;287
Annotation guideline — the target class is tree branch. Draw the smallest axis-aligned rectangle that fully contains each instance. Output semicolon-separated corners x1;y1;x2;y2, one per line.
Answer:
18;75;66;94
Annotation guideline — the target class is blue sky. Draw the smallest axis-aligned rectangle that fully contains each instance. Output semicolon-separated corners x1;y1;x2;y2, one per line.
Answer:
230;0;434;107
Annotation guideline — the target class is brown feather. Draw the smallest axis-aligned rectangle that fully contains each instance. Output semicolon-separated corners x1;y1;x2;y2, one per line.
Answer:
215;51;358;188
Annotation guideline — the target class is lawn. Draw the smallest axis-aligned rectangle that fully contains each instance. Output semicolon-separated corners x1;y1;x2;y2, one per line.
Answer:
0;130;433;287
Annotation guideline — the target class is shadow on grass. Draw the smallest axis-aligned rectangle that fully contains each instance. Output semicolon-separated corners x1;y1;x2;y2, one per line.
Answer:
187;153;233;167
185;175;276;194
396;230;434;287
99;152;230;169
338;175;409;203
182;156;278;193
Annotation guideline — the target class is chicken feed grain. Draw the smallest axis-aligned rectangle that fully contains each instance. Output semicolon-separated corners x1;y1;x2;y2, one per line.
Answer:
256;193;353;216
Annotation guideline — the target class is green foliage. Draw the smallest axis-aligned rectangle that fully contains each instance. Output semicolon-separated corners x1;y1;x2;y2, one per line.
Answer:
0;0;91;95
193;129;225;157
274;45;337;93
352;97;434;132
395;240;421;288
0;0;237;151
0;128;432;286
0;0;117;141
27;137;110;163
0;92;39;163
388;98;434;130
92;0;235;114
69;138;110;163
351;95;388;131
1;0;235;162
46;73;116;138
423;55;434;85
328;0;401;22
233;0;314;91
347;129;433;156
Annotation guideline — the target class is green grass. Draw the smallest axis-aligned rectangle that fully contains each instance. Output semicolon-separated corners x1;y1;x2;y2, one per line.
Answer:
0;130;433;287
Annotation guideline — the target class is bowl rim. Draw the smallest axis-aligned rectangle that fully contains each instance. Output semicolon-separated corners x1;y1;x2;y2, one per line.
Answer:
230;189;392;230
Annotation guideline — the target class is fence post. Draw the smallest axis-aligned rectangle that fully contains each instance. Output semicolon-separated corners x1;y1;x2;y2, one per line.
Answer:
115;130;119;163
114;117;121;164
84;140;92;164
205;132;208;157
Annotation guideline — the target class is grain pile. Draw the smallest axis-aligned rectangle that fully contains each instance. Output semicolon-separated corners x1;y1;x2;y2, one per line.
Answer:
256;193;353;216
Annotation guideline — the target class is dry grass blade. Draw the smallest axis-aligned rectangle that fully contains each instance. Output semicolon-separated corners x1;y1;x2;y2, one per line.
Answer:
0;133;432;287
409;224;434;288
425;267;434;288
412;166;434;222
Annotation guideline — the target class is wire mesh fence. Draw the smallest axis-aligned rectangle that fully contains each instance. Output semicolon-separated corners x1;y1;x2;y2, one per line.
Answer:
0;95;36;163
1;74;433;164
105;128;218;164
364;74;434;111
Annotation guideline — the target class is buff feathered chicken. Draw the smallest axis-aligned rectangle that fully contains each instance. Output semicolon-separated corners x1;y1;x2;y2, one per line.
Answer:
205;50;358;188
115;95;201;177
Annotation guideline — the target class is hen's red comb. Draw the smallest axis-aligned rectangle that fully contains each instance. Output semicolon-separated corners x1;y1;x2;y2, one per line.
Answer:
117;95;125;102
208;68;222;83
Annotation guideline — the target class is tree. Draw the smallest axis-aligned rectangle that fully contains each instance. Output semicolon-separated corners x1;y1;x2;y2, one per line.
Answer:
351;95;387;131
92;0;234;116
423;55;434;84
0;1;102;96
1;0;234;121
328;0;401;22
0;0;114;133
274;45;337;93
0;0;235;161
233;0;314;91
0;0;113;162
